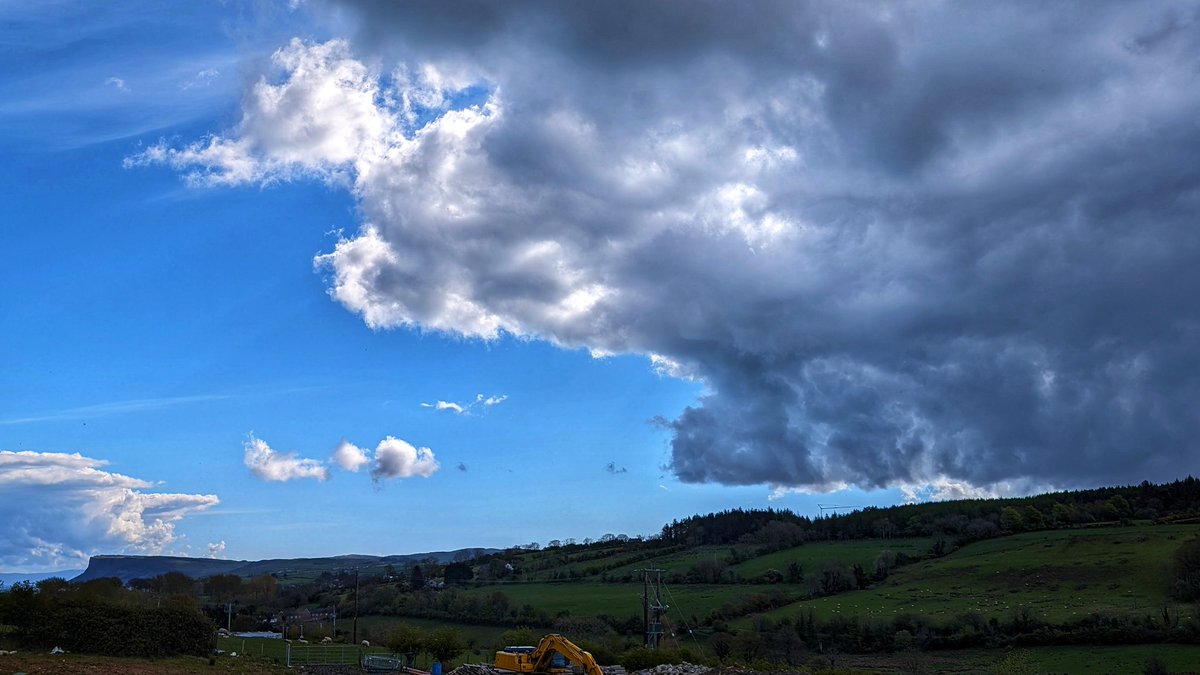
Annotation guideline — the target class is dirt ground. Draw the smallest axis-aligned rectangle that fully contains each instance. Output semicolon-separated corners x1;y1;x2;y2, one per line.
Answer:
0;651;289;674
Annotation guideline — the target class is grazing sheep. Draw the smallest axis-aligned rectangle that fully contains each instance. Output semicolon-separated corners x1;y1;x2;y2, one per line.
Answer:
321;637;333;644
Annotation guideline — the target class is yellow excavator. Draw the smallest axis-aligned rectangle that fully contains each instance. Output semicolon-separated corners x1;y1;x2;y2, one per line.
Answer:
493;634;606;675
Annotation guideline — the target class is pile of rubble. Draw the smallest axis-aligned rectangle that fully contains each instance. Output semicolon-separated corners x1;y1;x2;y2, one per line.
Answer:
448;664;501;675
298;666;363;675
628;663;713;675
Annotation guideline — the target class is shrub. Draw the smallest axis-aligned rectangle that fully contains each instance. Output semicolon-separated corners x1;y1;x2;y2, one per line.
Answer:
1143;654;1169;675
1171;537;1200;601
619;646;681;671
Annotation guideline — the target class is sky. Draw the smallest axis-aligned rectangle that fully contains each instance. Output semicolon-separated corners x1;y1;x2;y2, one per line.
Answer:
2;1;1198;573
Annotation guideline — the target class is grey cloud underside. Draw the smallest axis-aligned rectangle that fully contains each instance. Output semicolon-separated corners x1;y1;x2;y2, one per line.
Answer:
305;2;1200;491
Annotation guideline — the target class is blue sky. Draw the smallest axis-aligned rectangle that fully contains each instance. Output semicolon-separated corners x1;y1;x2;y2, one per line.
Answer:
3;1;1198;572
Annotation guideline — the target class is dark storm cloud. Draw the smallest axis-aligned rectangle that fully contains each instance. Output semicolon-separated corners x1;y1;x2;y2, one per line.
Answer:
152;1;1200;494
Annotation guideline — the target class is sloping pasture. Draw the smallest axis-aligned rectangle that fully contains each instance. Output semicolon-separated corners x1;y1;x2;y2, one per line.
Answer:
746;524;1197;625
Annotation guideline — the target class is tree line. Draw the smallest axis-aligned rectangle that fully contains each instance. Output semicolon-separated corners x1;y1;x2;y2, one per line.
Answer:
0;577;215;657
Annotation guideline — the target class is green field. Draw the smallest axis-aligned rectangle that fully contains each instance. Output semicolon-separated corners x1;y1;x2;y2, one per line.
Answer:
832;644;1200;674
599;546;740;578
460;581;805;624
746;524;1197;625
733;538;930;579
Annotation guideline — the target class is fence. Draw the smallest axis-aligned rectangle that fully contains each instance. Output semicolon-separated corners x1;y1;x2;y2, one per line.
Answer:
287;643;373;667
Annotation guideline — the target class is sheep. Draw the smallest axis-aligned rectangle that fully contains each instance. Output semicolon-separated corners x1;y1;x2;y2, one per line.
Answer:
321;637;333;644
361;640;370;648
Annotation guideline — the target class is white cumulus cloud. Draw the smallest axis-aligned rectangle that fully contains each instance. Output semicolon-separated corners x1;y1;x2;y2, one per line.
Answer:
243;435;330;482
0;450;218;571
370;436;439;482
332;439;370;472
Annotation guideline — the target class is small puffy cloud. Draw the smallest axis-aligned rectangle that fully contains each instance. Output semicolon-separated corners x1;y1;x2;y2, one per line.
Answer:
332;439;370;472
105;76;128;92
243;435;329;482
0;450;218;571
604;461;628;475
371;436;439;482
207;540;226;559
420;394;506;415
421;400;466;414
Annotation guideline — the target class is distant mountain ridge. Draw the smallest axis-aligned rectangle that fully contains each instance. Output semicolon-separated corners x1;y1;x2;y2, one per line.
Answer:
73;548;499;583
0;570;86;586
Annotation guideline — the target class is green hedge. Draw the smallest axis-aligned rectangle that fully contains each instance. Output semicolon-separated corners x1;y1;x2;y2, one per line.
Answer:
8;597;215;657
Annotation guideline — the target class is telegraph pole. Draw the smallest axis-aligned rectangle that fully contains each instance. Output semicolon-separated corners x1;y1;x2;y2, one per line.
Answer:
353;570;360;645
638;569;667;649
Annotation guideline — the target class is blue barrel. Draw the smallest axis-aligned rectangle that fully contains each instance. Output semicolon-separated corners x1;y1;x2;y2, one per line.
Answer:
432;662;443;675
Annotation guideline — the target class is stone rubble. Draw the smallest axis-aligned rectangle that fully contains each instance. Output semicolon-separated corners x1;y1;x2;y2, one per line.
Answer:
628;664;713;675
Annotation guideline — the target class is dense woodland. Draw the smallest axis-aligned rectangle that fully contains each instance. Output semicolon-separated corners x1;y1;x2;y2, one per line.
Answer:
3;477;1200;665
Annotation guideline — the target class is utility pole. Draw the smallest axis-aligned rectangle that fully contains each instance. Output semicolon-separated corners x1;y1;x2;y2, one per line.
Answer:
638;569;667;649
352;570;360;645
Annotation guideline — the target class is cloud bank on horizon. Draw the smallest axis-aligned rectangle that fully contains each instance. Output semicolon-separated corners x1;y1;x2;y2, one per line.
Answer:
136;1;1200;496
0;451;218;570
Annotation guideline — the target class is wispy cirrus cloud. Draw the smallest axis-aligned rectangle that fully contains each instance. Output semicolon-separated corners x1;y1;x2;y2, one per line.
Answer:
0;394;229;426
181;68;220;90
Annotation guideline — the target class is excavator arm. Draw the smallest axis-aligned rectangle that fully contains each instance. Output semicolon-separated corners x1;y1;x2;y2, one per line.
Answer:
495;634;603;675
529;634;604;675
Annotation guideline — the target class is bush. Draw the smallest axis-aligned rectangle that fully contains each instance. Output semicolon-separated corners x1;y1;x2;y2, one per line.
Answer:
1171;537;1200;601
9;596;215;657
426;627;465;666
1143;654;1170;675
618;646;682;671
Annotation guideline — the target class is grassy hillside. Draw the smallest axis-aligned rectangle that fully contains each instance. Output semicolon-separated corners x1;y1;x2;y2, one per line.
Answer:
732;538;929;578
744;523;1195;626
